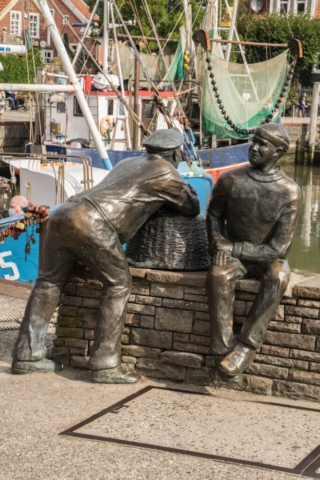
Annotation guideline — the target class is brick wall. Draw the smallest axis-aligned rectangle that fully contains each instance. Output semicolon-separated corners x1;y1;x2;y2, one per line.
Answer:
52;265;320;402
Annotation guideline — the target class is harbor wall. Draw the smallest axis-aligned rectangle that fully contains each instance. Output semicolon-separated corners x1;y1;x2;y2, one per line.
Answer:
52;265;320;402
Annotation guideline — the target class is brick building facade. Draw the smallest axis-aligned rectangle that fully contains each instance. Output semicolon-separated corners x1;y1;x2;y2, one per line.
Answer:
0;0;100;64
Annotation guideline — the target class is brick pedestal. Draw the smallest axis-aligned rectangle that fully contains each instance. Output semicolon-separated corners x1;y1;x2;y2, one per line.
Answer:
52;265;320;401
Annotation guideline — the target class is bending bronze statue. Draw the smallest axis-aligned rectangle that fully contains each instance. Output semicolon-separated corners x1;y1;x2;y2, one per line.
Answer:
206;124;300;382
12;128;200;383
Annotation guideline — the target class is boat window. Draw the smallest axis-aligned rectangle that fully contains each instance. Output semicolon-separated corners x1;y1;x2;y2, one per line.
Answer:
144;101;155;118
108;100;114;115
119;102;125;115
74;97;84;116
57;102;66;113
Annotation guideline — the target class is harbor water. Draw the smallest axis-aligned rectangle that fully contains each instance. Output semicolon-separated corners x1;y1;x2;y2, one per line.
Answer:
282;159;320;274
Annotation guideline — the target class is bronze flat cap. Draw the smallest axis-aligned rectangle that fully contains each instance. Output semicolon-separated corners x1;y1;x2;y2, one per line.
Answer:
142;128;184;151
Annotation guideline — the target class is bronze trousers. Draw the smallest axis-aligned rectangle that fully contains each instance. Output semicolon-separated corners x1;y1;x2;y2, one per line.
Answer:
13;198;131;371
206;257;290;355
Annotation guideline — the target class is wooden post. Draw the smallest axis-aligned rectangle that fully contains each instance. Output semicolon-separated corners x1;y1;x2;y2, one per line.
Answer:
308;82;320;162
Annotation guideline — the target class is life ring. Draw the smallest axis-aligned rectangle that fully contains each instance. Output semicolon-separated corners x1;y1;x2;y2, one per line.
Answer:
100;116;113;137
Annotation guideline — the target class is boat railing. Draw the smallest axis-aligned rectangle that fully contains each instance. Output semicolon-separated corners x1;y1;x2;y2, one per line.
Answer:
0;152;94;204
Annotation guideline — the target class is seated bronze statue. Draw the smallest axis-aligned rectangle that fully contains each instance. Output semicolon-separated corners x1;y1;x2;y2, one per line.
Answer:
206;123;301;382
12;128;200;384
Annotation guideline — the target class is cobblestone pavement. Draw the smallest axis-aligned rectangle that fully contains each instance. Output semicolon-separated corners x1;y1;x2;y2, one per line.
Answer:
0;293;316;480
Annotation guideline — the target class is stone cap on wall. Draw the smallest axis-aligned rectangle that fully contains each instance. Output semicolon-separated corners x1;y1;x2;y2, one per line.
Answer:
130;268;319;298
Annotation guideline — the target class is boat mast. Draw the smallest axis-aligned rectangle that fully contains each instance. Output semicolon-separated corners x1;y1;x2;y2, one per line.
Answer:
37;0;113;170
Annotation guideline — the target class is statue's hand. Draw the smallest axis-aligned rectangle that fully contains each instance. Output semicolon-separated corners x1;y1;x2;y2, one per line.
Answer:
213;250;231;266
210;238;233;266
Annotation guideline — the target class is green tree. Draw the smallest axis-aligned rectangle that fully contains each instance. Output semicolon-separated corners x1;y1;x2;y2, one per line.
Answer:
0;50;43;84
86;0;206;52
237;12;320;86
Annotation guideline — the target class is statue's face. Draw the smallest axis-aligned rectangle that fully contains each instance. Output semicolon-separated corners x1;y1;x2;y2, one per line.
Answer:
249;134;280;171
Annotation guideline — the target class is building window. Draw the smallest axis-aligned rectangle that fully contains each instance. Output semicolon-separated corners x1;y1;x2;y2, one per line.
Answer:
74;97;83;116
29;13;40;38
108;100;114;115
295;0;306;11
63;15;70;25
41;50;54;63
10;11;21;36
278;0;290;12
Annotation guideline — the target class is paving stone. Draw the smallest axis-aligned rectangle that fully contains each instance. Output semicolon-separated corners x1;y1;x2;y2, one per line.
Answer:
64;338;88;348
131;283;150;295
122;355;137;364
155;307;193;333
236;292;257;301
121;334;130;344
302;319;320;334
78;308;99;329
173;332;189;342
273;305;285;321
194;311;210;321
57;316;78;328
121;345;161;359
205;356;216;368
50;346;70;363
150;284;184;299
192;320;210;336
58;306;78;317
285;305;319;319
70;347;87;356
298;299;320;308
121;362;135;373
146;270;206;287
260;345;290;358
309;363;320;373
288;369;320;386
136;295;162;306
267;321;300;333
70;355;90;369
77;285;102;298
127;303;155;316
137;358;185;380
132;328;172;349
174;341;210;355
84;329;94;340
83;297;100;308
184;286;207;295
189;334;210;346
290;349;320;362
140;315;154;329
184;293;208;303
234;300;246;316
64;283;77;295
56;327;84;339
246;362;289;379
186;366;213;385
125;313;140;327
285;315;302;324
162;298;209;312
255;354;308;370
264;331;316;351
273;380;320;401
60;295;82;307
53;337;65;347
129;267;148;279
281;298;297;305
129;294;136;302
237;279;260;293
293;276;320;300
161;350;204;368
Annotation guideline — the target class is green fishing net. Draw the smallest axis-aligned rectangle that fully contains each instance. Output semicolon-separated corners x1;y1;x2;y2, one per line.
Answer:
197;47;290;139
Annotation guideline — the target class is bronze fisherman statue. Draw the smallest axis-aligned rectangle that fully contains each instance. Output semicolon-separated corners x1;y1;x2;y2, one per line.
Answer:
12;128;200;384
206;124;300;382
